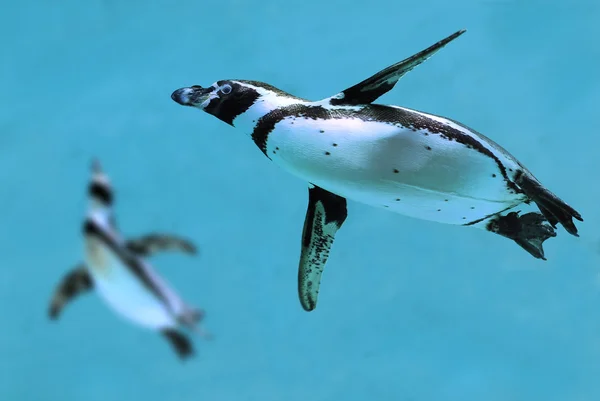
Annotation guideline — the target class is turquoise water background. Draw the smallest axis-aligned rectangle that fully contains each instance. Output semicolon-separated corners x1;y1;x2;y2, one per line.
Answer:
2;1;600;400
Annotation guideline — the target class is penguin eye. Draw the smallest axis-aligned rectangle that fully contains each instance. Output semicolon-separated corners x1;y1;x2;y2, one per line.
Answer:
220;84;232;95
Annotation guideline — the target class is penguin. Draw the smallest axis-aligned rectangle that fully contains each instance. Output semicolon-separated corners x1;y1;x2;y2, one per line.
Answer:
48;160;211;359
170;29;583;312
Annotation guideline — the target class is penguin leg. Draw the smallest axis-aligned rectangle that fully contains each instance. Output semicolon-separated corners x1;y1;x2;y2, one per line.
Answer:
125;234;197;257
514;170;583;236
48;265;93;319
485;211;557;260
161;329;194;360
298;184;348;312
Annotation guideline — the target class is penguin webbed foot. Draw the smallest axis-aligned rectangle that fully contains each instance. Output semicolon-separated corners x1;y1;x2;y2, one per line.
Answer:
162;329;194;360
487;211;557;260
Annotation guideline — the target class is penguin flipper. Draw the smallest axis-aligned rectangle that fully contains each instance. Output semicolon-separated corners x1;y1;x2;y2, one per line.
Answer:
327;29;466;106
162;329;194;360
48;265;93;319
298;185;348;312
125;234;198;257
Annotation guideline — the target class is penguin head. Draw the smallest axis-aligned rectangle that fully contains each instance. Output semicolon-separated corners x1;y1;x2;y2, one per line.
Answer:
171;80;300;126
88;159;113;210
171;80;263;126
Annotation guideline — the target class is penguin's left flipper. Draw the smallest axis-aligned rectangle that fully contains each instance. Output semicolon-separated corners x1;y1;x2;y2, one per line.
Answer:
48;265;93;320
328;29;466;106
125;234;198;257
162;329;194;360
298;185;348;312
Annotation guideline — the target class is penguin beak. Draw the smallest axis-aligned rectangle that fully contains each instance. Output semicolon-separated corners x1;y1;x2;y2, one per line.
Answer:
171;86;213;108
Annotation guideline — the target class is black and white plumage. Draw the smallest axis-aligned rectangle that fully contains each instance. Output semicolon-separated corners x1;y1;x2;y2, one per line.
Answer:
48;160;210;359
171;29;583;312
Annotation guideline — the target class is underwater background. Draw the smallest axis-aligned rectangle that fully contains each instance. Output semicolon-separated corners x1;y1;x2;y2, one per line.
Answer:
2;1;600;400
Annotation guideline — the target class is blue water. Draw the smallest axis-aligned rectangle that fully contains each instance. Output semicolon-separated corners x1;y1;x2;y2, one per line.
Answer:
2;1;600;400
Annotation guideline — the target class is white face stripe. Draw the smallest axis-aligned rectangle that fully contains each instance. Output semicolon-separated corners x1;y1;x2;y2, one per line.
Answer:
201;82;235;108
200;83;222;108
200;94;217;108
224;81;311;131
231;81;310;105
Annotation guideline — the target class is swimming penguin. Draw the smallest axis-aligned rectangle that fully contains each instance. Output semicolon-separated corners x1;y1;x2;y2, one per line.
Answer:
170;29;583;312
48;160;211;359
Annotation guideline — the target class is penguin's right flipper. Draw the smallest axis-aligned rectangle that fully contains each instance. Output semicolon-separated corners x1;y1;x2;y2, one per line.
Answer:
48;265;93;319
297;185;348;312
162;329;194;360
125;234;198;257
327;29;466;106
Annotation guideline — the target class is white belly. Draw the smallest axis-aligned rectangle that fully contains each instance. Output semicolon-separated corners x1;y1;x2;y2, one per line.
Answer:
85;239;175;330
264;109;526;225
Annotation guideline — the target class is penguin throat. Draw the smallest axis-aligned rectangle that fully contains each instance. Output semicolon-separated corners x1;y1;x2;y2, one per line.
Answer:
232;100;273;134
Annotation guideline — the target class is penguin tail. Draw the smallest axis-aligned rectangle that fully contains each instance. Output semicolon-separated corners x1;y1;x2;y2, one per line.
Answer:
515;171;583;236
179;307;213;340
